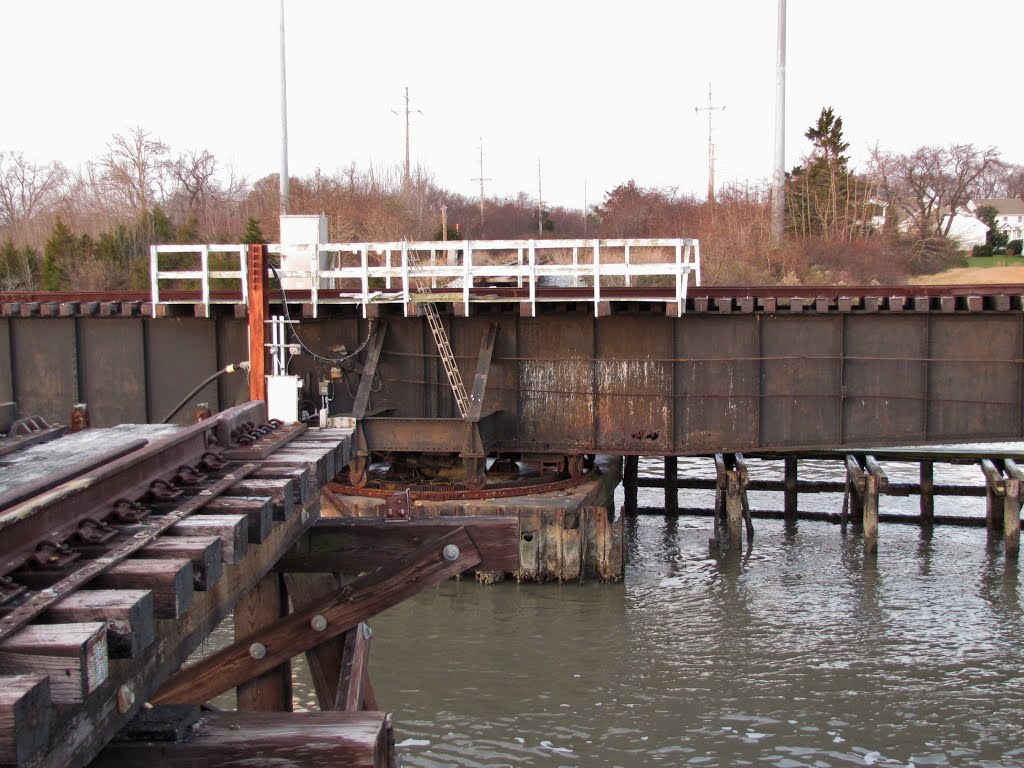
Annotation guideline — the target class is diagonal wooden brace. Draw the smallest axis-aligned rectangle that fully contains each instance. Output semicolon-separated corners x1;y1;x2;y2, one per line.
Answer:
154;527;481;705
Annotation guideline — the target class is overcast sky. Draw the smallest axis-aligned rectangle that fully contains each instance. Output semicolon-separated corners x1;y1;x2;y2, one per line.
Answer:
3;1;1023;209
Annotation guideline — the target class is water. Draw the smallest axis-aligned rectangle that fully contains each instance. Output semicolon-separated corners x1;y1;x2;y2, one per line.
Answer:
363;456;1024;767
209;454;1024;766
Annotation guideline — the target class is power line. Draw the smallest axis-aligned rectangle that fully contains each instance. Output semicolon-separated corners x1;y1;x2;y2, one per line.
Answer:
695;82;725;203
391;86;422;190
470;138;491;236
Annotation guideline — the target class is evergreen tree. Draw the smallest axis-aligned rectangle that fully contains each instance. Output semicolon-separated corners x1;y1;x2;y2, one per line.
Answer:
41;217;75;290
241;217;265;244
786;107;872;239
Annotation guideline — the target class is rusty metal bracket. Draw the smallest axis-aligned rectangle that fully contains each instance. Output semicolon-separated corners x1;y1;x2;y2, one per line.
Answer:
74;517;118;545
146;478;184;503
385;491;411;521
172;464;208;487
111;498;151;524
28;540;79;571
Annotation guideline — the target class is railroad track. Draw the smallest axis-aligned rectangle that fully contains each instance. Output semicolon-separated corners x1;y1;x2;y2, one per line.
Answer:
0;402;352;767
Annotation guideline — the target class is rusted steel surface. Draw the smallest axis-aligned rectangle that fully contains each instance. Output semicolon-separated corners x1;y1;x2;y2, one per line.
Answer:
3;289;1024;452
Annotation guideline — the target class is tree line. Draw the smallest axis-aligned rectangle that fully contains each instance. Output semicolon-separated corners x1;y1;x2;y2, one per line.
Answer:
2;118;1021;290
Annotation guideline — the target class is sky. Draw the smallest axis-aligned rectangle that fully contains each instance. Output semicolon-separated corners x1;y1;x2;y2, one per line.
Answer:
3;1;1023;210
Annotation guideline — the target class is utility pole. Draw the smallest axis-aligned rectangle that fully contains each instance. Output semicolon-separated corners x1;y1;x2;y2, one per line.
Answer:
771;0;787;246
583;177;588;238
470;138;491;236
695;83;725;203
537;156;543;235
278;0;289;215
392;86;422;190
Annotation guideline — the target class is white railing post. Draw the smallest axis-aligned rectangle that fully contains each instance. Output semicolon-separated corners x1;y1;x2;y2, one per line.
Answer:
463;243;471;311
572;245;579;287
624;243;631;288
593;240;601;316
676;242;684;315
517;246;524;288
401;242;411;315
385;249;392;290
694;241;701;287
239;245;249;307
310;245;320;319
528;240;537;317
430;247;437;289
200;245;210;316
150;245;159;317
360;246;370;318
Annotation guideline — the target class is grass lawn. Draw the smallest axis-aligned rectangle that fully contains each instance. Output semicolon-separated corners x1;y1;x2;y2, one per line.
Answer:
963;254;1024;269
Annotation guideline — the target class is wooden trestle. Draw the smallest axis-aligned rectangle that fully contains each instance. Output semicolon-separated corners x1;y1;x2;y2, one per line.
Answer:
0;398;516;767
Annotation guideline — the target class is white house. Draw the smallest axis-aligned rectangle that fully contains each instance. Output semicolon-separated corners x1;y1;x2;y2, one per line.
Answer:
977;198;1024;242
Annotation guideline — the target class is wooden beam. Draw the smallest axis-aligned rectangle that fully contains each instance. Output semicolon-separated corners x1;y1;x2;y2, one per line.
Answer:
140;536;224;592
467;322;498;422
91;710;391;768
235;573;291;712
0;675;50;765
351;322;388;420
337;624;373;712
92;559;194;620
282;573;345;711
277;517;519;574
41;589;154;660
154;527;480;705
169;515;248;564
0;623;107;704
201;496;274;543
225;479;295;521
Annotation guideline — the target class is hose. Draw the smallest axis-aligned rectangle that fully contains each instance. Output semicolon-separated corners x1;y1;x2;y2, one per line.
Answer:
161;361;251;424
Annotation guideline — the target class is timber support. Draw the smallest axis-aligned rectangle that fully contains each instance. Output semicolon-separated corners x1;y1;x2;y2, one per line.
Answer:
981;459;1023;557
713;453;751;550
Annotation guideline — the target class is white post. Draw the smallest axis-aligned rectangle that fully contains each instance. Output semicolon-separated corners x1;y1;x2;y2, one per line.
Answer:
675;242;683;315
463;243;472;311
771;0;787;246
200;245;210;316
517;246;524;288
401;241;410;313
694;241;702;287
310;245;319;319
572;245;579;288
239;245;249;307
528;241;537;317
149;245;159;317
360;246;369;318
593;241;601;316
624;243;632;288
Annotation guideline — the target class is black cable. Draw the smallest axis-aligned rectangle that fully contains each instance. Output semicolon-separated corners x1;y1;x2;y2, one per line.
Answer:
161;361;250;424
268;264;376;364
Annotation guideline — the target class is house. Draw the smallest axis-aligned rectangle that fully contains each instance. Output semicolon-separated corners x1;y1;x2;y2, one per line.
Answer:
977;198;1024;242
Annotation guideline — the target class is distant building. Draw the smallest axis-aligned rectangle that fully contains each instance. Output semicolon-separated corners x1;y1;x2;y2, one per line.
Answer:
978;198;1024;242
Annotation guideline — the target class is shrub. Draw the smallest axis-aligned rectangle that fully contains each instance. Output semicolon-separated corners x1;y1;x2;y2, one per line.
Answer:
1008;239;1023;256
972;243;993;257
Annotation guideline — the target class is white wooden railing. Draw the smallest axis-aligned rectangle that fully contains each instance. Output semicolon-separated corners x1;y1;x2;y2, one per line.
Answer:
150;238;700;318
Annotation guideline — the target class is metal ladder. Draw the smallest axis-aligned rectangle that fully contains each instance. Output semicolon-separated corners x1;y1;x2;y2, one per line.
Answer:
407;247;470;419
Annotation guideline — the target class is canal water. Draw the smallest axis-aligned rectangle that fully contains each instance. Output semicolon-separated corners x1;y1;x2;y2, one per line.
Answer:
217;455;1024;767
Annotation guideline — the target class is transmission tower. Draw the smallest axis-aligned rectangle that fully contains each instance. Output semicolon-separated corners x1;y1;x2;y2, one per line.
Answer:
695;83;726;203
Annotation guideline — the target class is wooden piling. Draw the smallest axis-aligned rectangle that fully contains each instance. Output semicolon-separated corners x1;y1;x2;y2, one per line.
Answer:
1004;459;1023;558
863;472;879;555
664;456;678;515
783;457;798;521
623;456;639;515
981;459;1005;545
919;460;934;525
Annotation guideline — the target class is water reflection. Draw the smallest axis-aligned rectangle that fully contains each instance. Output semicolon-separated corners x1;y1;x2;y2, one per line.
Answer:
202;454;1024;767
365;513;1024;767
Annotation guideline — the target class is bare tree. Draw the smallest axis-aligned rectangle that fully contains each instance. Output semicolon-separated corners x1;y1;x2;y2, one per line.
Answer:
0;152;66;236
99;127;169;214
869;143;1000;240
169;149;218;213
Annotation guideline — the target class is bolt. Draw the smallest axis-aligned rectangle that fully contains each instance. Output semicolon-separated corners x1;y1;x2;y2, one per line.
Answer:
362;624;374;640
310;615;328;632
442;544;461;562
117;684;135;714
249;642;267;659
